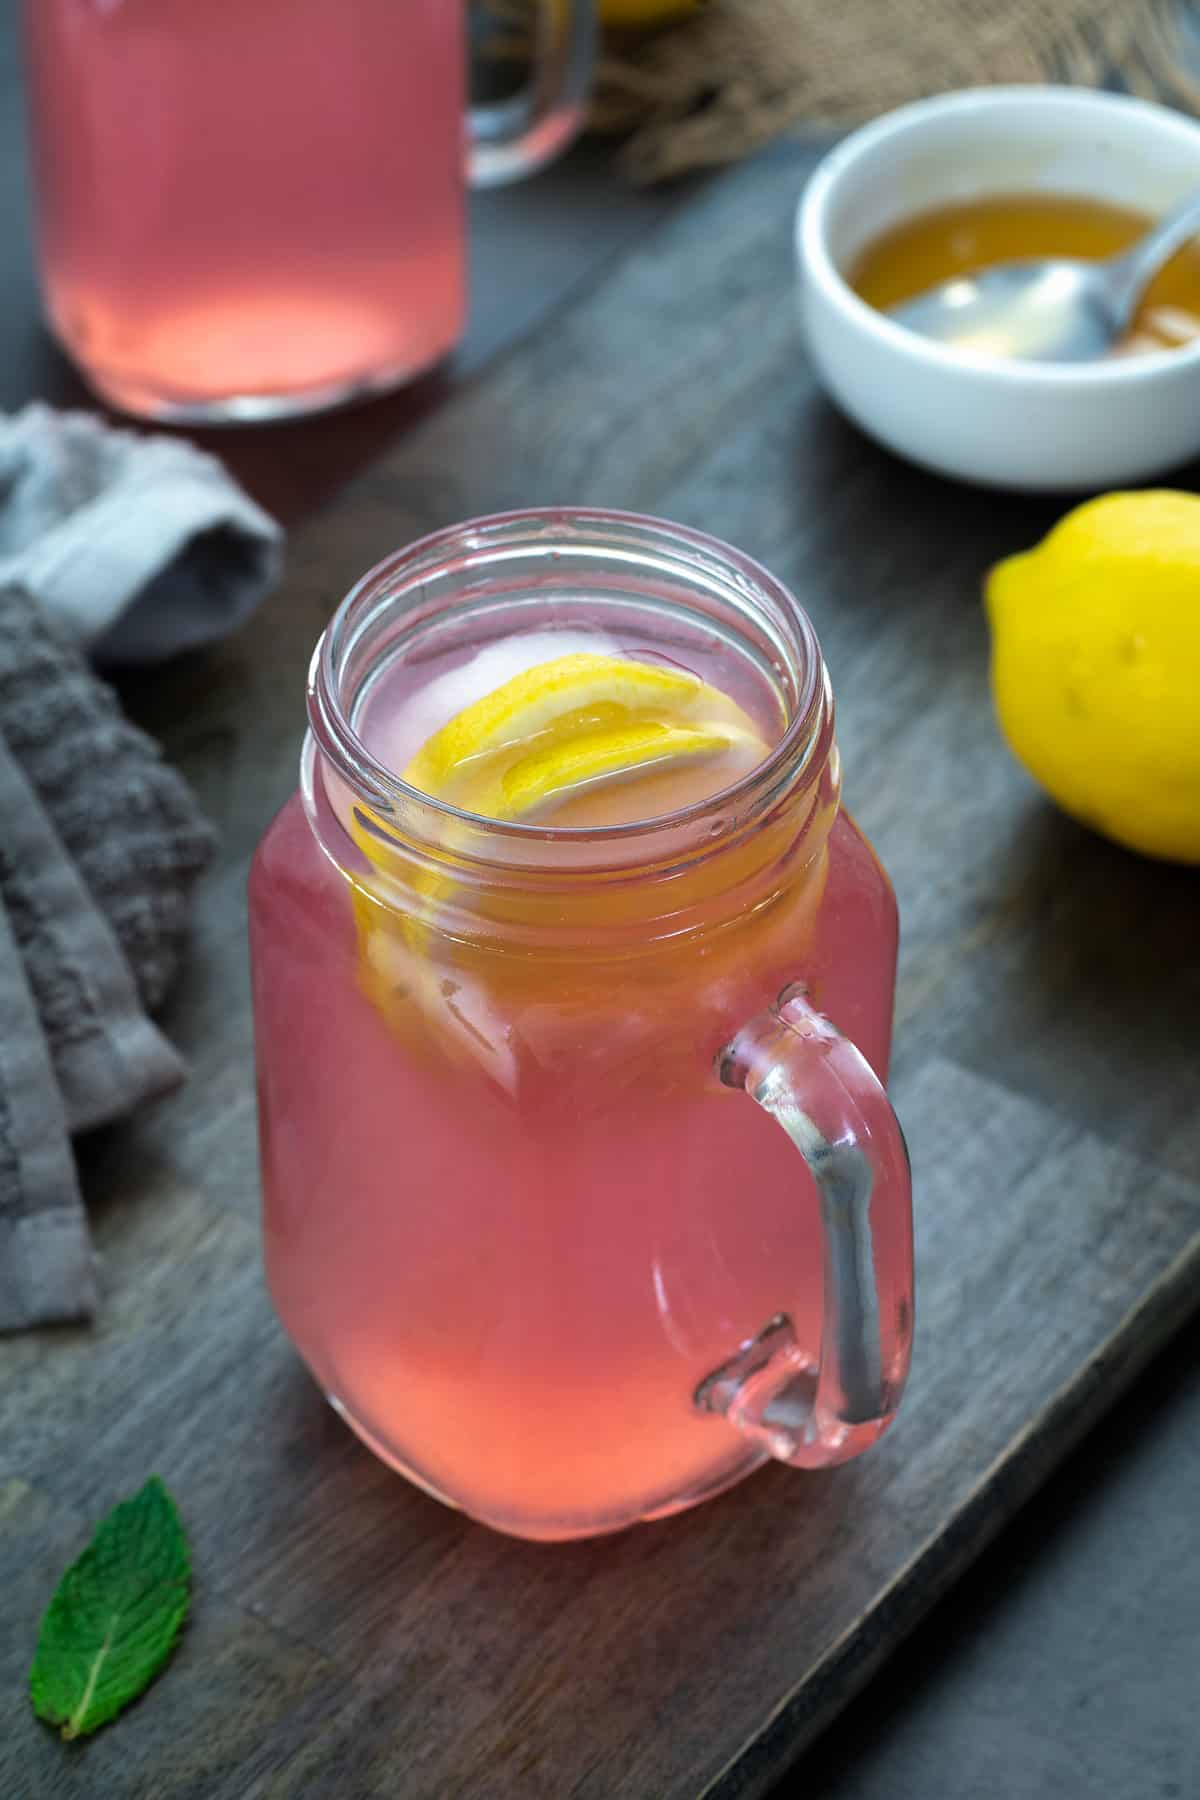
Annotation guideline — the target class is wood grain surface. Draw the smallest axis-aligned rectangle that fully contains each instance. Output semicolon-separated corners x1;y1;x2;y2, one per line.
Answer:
3;137;1199;1800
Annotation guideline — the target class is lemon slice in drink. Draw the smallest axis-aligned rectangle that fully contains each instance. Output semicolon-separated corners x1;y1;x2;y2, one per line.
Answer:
495;718;740;821
350;652;768;1080
403;652;763;821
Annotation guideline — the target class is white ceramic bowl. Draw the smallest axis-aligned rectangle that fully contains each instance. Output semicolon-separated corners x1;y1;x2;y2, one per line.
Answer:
797;87;1200;491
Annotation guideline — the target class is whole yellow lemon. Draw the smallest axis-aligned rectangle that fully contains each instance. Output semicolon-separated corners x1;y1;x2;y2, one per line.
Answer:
985;491;1200;864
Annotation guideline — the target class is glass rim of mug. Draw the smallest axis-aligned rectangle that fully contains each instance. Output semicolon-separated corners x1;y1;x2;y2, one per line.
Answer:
308;507;835;851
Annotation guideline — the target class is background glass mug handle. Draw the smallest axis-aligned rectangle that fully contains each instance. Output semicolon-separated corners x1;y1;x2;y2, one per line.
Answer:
695;985;913;1468
468;0;597;187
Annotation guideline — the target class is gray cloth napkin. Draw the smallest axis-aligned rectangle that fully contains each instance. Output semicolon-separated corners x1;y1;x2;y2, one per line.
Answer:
0;402;283;664
0;403;281;1328
0;586;217;1330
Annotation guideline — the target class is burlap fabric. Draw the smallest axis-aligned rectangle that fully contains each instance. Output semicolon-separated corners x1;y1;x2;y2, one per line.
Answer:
531;0;1196;182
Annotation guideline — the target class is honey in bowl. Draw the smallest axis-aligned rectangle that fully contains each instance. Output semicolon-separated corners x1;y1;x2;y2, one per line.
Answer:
849;192;1200;357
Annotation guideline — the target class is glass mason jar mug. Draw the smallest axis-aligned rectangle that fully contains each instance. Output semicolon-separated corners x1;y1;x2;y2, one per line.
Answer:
19;0;594;422
249;511;913;1541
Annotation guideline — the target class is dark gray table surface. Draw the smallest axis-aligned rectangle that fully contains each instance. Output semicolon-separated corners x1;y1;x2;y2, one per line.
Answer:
1;4;1196;1795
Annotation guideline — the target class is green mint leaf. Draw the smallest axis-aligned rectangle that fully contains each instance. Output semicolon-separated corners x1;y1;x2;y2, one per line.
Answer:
29;1476;190;1741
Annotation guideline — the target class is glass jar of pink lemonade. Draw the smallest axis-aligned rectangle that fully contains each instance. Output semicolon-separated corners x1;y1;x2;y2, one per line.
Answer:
249;511;913;1541
20;0;594;421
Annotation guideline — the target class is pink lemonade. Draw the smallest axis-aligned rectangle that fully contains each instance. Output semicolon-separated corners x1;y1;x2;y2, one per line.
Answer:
20;0;464;417
250;524;912;1544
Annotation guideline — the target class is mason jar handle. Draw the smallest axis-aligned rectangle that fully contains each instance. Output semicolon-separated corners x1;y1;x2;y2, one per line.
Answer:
694;984;912;1468
469;0;596;188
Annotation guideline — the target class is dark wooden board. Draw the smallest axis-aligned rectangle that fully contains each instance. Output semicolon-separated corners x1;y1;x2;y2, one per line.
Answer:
3;137;1200;1800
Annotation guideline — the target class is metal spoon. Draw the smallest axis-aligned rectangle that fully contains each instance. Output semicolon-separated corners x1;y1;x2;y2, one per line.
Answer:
887;189;1200;362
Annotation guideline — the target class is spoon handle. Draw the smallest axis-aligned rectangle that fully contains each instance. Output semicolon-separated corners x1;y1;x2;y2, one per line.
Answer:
1106;189;1200;329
